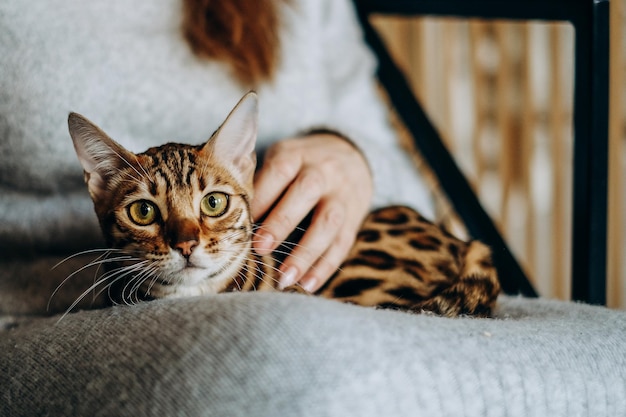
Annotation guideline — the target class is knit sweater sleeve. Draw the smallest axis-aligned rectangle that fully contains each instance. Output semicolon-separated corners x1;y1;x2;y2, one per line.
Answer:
317;0;434;218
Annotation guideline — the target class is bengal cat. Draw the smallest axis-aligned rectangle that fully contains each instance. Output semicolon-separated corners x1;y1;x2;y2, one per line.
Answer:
67;92;500;317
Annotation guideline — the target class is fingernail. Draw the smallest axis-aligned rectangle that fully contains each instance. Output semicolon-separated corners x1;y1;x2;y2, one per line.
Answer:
279;266;298;290
253;231;274;255
300;276;318;293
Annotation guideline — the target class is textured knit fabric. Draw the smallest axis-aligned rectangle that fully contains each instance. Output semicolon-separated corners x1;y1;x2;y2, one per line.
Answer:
2;294;625;417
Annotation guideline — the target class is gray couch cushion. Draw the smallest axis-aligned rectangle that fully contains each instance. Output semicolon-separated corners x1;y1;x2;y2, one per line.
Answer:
2;293;625;416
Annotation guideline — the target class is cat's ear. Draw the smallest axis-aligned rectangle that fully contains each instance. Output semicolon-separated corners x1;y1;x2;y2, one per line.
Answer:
68;112;137;201
205;91;258;184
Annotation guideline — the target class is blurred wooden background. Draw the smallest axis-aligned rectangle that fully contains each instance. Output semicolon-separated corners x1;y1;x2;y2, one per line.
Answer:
371;0;625;308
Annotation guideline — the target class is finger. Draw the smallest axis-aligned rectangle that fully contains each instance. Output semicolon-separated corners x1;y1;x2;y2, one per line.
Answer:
254;166;327;255
278;201;346;290
251;143;301;221
298;228;356;293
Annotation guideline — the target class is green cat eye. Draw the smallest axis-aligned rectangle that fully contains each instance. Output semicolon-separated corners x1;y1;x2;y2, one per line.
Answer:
128;200;158;226
201;192;229;217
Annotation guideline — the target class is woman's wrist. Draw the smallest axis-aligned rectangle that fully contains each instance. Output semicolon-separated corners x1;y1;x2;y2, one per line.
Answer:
298;128;372;178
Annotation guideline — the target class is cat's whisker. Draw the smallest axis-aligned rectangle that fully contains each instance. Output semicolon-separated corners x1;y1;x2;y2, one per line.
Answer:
237;256;283;289
232;270;245;291
48;253;142;313
55;260;149;323
221;242;339;278
125;272;147;303
104;143;151;184
247;262;266;291
127;263;154;294
251;224;308;234
78;249;125;307
115;175;147;189
89;261;151;307
246;257;282;279
144;269;165;298
97;261;147;291
55;283;107;324
51;248;123;270
90;251;118;304
127;263;161;301
132;153;156;184
198;159;216;184
238;269;255;291
112;261;156;306
216;225;309;254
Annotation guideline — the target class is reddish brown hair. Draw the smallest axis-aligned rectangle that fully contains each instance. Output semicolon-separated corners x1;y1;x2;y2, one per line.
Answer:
182;0;286;86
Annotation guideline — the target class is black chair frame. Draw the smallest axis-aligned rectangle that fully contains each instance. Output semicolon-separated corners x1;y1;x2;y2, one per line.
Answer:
355;0;610;304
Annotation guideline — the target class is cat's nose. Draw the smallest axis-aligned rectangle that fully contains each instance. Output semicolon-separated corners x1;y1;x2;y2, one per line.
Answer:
174;240;198;258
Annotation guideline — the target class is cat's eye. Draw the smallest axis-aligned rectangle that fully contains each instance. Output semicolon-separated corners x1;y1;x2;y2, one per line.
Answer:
128;200;159;226
201;192;229;217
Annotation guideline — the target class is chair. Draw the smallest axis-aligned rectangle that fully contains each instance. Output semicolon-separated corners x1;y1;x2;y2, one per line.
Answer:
355;0;610;305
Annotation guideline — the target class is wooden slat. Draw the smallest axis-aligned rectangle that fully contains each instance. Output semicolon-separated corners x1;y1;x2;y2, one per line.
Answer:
495;23;514;229
548;24;567;299
441;19;454;151
469;21;488;184
520;22;537;287
608;0;624;308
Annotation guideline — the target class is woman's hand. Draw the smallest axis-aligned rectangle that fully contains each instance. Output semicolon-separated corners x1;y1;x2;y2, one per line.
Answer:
251;132;373;292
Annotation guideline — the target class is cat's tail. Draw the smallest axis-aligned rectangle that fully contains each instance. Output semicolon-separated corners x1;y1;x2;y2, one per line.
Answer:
458;240;501;315
422;240;501;317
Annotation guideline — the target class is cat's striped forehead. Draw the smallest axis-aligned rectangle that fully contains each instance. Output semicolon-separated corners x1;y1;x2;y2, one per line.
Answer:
141;142;204;187
136;142;239;192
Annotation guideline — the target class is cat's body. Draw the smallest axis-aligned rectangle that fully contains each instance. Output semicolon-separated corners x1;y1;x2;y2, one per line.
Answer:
68;92;500;317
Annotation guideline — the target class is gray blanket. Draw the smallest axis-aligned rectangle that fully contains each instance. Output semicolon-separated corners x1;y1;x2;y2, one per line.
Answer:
2;293;625;416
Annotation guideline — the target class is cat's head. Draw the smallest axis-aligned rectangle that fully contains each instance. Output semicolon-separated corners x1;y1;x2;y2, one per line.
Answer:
68;92;258;299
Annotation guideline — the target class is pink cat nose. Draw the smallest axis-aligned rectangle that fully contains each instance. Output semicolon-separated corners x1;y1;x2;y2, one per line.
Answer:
175;240;198;257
